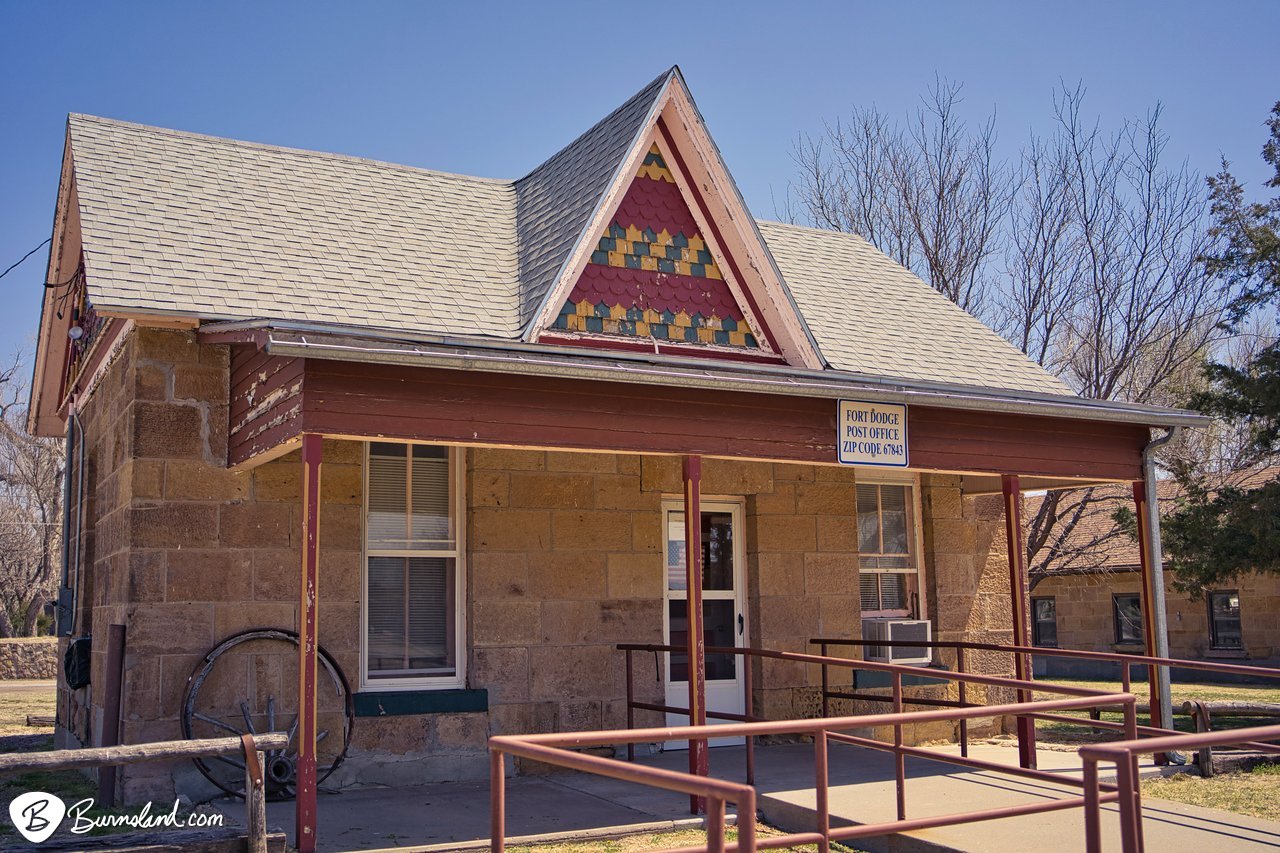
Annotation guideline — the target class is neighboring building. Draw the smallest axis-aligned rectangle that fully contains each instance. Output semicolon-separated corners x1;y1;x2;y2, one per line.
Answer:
1029;475;1280;674
27;67;1201;813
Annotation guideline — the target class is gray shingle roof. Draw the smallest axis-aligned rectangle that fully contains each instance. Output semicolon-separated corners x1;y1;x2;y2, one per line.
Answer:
70;114;520;339
64;75;1070;397
514;69;671;329
759;221;1070;395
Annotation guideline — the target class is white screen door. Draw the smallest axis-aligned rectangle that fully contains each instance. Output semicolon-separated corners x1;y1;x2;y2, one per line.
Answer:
662;499;746;748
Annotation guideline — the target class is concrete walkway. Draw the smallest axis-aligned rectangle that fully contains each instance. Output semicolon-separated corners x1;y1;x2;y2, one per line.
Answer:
223;741;1280;852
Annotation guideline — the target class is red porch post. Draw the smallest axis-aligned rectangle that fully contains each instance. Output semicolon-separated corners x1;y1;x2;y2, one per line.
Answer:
1001;474;1037;769
683;455;708;814
296;434;322;852
1132;481;1168;760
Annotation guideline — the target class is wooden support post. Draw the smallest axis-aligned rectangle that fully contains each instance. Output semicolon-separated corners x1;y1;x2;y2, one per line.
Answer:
1001;475;1037;769
296;434;322;853
1133;480;1168;764
683;455;708;814
98;624;126;806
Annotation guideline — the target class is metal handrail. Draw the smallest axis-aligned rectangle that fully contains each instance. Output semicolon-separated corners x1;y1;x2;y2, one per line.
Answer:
1079;723;1280;852
809;637;1280;765
489;694;1136;853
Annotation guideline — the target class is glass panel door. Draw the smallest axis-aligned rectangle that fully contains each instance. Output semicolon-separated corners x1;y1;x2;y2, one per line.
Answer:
663;500;745;748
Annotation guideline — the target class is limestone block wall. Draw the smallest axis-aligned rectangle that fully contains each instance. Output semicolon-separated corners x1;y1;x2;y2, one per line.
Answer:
1032;571;1280;662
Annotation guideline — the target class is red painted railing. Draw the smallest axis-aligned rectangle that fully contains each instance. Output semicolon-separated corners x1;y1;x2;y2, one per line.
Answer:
489;693;1135;853
1080;723;1280;852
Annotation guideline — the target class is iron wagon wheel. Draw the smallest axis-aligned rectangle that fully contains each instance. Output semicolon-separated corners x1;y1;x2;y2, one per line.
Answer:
181;628;355;801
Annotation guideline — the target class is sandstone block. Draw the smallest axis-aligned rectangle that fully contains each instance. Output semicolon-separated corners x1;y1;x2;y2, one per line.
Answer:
133;402;204;459
164;459;250;501
471;646;529;702
435;713;489;750
131;502;218;548
470;552;529;599
136;328;199;363
220;502;291;548
803;552;857;595
606;552;660;599
510;471;595;509
172;363;228;404
750;514;816;553
471;448;545;471
552;510;633;551
166;549;252;602
471;508;550;551
527;551;606;599
546;451;615;473
470;470;509;507
472;599;541;647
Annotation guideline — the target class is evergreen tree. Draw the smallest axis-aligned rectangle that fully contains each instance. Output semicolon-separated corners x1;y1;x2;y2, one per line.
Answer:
1165;102;1280;592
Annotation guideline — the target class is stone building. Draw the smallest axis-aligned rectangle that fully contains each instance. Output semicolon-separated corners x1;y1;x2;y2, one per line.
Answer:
1029;478;1280;674
27;67;1202;846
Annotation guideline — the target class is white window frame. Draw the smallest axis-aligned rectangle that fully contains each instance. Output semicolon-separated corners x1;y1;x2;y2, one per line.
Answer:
854;470;927;620
360;443;467;692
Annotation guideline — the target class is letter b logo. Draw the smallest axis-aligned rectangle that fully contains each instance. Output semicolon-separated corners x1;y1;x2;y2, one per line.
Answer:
9;791;66;843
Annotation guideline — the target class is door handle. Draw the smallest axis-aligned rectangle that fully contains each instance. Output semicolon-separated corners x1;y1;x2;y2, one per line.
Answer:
738;613;745;636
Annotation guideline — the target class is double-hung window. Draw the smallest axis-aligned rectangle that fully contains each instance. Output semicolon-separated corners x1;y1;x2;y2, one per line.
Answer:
856;480;921;616
363;443;464;690
1208;591;1243;651
1112;593;1143;645
1031;597;1057;647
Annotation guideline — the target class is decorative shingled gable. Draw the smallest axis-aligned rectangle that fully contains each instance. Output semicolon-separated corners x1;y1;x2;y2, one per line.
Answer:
550;145;763;350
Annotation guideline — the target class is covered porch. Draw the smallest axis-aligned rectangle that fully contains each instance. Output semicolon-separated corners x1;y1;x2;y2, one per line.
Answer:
209;322;1201;851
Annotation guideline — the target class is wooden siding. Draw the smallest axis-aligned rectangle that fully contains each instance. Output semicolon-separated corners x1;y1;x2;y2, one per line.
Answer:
228;346;304;466
284;359;1147;481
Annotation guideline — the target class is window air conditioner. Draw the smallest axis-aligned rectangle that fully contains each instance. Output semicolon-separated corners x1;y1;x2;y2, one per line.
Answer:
862;618;932;665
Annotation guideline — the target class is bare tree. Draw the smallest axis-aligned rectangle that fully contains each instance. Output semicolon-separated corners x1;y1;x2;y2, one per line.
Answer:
0;355;63;637
792;78;1014;314
791;81;1232;578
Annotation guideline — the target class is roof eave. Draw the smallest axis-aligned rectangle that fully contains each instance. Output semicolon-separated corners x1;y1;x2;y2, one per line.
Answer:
198;318;1210;429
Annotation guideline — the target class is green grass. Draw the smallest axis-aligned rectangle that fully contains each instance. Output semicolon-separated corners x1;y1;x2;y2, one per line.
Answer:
1029;678;1280;745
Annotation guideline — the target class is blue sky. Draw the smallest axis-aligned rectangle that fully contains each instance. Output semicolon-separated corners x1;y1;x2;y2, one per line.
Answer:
2;1;1278;368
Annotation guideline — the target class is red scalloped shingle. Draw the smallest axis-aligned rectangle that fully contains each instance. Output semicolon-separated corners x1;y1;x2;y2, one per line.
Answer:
568;265;744;320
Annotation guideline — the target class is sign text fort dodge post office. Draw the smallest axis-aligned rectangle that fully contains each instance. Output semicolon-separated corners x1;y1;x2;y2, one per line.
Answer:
837;400;909;467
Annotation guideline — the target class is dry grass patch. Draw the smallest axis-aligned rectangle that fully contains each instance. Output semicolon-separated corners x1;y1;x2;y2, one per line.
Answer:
509;822;866;852
0;683;56;736
1143;764;1280;820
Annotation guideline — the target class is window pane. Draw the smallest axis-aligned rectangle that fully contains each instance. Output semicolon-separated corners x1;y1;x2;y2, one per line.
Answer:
1114;595;1143;644
860;574;880;612
878;573;907;610
1210;592;1242;650
666;511;687;591
409;456;452;549
702;512;734;591
367;556;455;678
855;484;881;553
668;599;737;682
1033;598;1057;647
367;446;408;548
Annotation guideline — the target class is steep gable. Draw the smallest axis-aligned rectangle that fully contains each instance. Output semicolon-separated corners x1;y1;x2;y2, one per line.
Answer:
527;71;823;368
545;144;770;354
